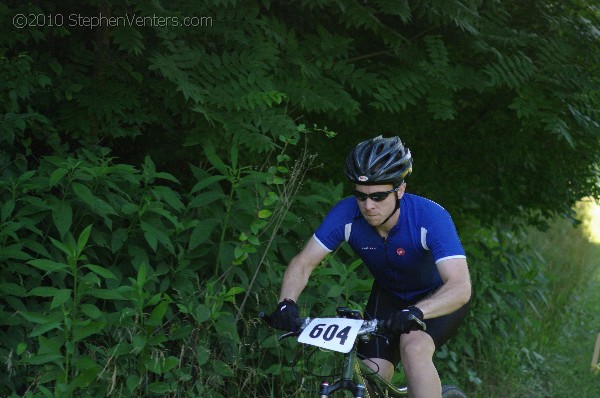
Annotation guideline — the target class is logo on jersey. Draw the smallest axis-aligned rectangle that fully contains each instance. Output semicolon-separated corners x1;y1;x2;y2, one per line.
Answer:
396;248;405;256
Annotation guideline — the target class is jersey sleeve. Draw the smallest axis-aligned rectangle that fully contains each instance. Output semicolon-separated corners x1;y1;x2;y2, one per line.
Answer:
423;204;466;263
313;197;358;252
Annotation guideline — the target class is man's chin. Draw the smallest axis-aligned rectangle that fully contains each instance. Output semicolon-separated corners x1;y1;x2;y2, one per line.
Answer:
364;216;380;225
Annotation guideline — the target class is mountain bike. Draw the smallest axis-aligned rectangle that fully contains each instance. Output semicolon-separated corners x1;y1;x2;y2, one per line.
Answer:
260;306;467;397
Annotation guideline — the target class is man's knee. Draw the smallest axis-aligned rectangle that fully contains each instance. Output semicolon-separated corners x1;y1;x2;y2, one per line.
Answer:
363;358;394;381
400;331;435;363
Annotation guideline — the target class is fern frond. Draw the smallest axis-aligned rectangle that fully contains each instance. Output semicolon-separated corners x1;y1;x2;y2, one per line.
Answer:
483;52;535;89
373;0;412;23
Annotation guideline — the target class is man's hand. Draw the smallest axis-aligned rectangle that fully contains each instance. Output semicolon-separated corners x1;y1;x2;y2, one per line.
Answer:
269;299;302;332
381;306;424;334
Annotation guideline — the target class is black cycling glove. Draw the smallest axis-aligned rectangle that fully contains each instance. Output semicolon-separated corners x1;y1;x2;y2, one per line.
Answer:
269;299;302;332
381;306;424;334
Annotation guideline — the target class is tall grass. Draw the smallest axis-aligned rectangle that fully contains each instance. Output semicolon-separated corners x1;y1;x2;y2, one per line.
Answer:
469;200;600;397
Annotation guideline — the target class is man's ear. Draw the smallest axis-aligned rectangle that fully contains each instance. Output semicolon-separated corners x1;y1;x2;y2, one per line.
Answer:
397;183;406;199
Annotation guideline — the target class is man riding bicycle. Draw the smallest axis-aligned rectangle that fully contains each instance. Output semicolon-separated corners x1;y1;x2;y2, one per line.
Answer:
268;136;471;398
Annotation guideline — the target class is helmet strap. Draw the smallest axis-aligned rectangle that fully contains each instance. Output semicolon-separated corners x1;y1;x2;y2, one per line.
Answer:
379;196;400;226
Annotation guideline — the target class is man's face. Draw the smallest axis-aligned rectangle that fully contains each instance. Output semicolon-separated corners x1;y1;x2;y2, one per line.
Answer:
354;183;405;227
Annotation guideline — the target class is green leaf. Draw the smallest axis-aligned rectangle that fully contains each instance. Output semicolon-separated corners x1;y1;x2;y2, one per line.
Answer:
72;183;117;217
0;282;27;297
50;289;71;309
188;191;226;208
0;244;32;261
80;304;103;319
137;263;148;288
110;228;129;252
49;168;68;187
132;333;147;352
140;220;174;253
194;304;211;323
212;359;234;377
326;285;344;298
126;375;141;393
162;356;179;372
17;343;27;355
52;201;72;238
28;286;61;297
204;145;229;176
19;311;55;323
121;203;139;215
197;347;210;366
77;224;93;254
83;264;117;280
1;199;15;222
29;322;62;337
72;367;99;388
73;320;107;342
140;222;157;252
20;353;63;365
87;288;126;300
147;382;173;393
146;300;169;326
154;171;180;183
17;170;37;183
258;209;272;219
189;220;216;250
152;186;184;211
27;259;69;274
49;237;73;257
190;175;226;193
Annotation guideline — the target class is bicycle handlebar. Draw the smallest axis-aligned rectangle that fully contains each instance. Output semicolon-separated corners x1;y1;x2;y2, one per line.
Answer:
258;308;426;341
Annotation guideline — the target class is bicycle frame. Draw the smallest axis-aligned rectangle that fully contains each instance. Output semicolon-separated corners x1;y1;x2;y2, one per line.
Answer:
315;338;408;398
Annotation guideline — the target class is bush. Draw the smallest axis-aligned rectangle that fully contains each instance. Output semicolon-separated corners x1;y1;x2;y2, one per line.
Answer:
0;138;339;397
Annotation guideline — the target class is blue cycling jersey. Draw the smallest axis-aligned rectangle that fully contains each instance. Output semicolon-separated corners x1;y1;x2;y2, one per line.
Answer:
313;193;466;301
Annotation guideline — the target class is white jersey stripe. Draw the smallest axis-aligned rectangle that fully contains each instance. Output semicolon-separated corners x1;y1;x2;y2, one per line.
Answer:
312;234;333;253
435;254;467;264
420;227;429;250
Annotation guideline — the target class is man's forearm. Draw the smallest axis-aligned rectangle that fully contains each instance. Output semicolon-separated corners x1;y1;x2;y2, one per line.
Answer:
278;261;311;302
416;280;471;319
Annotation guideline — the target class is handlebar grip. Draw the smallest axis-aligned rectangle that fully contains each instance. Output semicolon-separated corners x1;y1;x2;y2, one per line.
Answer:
408;314;427;331
375;315;426;333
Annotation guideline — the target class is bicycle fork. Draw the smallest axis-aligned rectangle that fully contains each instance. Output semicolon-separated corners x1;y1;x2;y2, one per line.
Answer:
318;350;367;398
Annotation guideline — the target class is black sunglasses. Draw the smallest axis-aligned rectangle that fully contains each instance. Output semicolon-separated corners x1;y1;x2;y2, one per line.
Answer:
354;187;399;202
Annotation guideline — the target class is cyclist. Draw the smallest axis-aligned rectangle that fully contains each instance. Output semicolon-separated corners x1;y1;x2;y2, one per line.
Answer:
268;135;471;398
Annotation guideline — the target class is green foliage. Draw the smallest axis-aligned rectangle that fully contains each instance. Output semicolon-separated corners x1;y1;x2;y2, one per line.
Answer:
2;0;598;224
0;132;340;396
462;210;600;397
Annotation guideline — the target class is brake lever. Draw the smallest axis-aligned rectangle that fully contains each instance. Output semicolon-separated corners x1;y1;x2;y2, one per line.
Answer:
370;333;389;345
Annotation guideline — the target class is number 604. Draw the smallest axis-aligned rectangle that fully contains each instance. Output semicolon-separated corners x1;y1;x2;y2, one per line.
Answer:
308;323;352;345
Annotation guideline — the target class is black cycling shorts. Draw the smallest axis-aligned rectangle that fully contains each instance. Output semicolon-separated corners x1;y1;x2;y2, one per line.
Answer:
357;284;470;366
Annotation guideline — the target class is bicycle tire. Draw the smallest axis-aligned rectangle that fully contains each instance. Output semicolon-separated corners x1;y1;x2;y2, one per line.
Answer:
442;385;467;398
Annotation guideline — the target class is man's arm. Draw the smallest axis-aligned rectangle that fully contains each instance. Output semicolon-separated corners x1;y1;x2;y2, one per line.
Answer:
415;257;471;319
278;236;329;302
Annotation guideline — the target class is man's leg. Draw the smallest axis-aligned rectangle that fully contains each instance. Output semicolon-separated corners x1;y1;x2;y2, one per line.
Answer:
362;357;394;381
400;330;441;398
362;357;394;397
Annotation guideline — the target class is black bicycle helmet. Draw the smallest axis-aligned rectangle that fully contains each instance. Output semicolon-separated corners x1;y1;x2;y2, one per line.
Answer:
345;135;412;186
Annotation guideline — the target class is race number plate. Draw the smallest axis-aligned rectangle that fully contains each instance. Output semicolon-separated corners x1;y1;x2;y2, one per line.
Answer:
298;318;363;353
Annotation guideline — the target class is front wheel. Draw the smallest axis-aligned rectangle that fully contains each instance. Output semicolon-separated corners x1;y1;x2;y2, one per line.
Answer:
442;385;467;398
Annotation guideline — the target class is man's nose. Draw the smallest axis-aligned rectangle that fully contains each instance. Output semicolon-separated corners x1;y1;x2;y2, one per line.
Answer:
364;198;377;209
